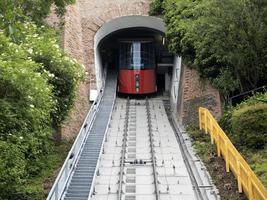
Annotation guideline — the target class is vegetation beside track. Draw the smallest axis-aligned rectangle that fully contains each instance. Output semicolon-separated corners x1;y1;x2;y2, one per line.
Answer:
0;0;84;198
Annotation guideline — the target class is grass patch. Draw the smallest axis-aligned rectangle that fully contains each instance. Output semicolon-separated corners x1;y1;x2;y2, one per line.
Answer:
244;149;267;187
25;140;73;199
187;126;247;200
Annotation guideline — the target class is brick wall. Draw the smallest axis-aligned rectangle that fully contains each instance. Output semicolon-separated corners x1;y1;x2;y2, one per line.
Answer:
178;65;221;126
58;5;90;139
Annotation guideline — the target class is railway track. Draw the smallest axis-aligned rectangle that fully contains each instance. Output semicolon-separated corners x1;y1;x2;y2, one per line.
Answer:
116;98;160;200
47;72;218;200
91;98;202;200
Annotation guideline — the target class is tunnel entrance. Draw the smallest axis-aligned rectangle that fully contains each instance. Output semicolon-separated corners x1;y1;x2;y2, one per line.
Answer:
98;27;173;94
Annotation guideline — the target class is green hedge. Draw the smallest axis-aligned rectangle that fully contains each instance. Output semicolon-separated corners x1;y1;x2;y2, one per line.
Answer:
232;103;267;149
220;92;267;149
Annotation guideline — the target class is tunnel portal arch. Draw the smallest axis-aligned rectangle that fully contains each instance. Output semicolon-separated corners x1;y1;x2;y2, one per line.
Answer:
93;15;166;91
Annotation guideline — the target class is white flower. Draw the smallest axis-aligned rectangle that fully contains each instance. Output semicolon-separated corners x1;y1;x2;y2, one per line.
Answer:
30;104;34;108
53;44;59;49
48;73;55;78
27;48;33;54
19;136;23;140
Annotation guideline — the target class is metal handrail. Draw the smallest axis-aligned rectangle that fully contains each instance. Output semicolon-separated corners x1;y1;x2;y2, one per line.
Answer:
46;89;104;200
228;85;267;105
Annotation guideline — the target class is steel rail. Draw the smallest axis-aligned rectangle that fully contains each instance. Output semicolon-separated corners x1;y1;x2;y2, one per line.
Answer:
169;111;206;200
145;98;160;200
118;97;130;200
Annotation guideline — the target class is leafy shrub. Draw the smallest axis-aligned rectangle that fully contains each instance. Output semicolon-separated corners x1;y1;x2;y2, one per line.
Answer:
149;0;164;15
0;32;55;173
0;141;26;199
231;103;267;149
157;0;267;97
0;0;84;198
17;22;84;128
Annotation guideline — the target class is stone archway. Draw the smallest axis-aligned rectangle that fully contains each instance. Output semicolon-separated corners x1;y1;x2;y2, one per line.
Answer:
93;15;166;91
53;0;158;139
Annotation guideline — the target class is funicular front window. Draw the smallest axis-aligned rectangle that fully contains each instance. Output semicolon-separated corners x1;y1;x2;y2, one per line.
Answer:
119;41;155;70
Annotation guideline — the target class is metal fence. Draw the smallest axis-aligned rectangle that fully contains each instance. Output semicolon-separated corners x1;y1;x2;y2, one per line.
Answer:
199;107;267;200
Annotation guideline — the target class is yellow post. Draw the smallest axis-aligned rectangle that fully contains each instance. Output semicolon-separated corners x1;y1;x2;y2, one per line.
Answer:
225;142;230;172
199;108;202;130
248;172;254;200
210;125;214;145
237;161;243;193
217;135;221;157
204;110;208;134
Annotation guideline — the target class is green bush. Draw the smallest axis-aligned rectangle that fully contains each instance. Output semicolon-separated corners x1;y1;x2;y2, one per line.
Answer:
0;20;83;197
157;0;267;97
232;103;267;149
149;0;164;16
0;0;83;198
0;141;26;199
17;22;84;128
0;32;55;174
220;92;267;135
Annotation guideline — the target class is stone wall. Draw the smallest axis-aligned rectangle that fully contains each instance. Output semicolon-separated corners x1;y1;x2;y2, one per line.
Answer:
178;65;221;126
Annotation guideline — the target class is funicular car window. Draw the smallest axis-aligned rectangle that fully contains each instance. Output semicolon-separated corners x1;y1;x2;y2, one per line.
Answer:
119;41;155;70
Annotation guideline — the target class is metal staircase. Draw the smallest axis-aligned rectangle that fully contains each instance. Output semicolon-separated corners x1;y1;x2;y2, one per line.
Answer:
47;70;117;200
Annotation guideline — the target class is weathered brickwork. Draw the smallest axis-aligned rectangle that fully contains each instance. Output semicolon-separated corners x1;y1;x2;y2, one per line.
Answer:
179;65;221;126
49;0;151;139
47;0;221;139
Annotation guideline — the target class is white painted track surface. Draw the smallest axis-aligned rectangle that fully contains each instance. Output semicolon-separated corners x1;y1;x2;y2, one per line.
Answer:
91;97;196;200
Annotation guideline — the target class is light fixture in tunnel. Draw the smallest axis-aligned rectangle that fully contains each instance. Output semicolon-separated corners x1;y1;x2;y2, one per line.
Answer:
162;37;165;45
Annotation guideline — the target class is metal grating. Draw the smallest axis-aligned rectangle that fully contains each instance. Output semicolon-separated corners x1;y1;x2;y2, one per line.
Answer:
126;168;136;174
125;185;136;193
128;142;136;146
127;154;136;159
128;137;136;141
125;195;136;200
126;177;136;183
128;148;136;153
62;71;117;200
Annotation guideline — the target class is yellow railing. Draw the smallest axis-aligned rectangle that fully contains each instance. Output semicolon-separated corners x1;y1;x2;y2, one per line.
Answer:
199;107;267;200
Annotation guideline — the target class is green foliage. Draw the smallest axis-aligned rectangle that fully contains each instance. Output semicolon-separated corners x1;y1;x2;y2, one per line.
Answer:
186;126;212;162
0;32;54;177
247;149;267;187
17;22;84;127
0;0;84;198
0;0;75;38
155;0;267;97
0;141;26;199
232;103;267;149
220;92;267;137
149;0;164;16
